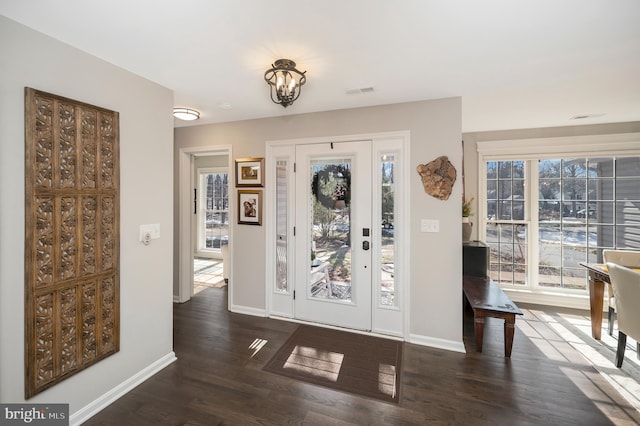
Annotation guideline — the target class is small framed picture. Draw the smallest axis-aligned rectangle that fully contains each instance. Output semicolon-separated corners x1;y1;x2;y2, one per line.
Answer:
238;189;262;225
235;157;264;187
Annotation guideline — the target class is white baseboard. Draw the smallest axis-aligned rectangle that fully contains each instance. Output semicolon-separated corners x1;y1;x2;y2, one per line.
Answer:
409;333;466;353
173;295;181;303
229;304;266;317
70;352;177;425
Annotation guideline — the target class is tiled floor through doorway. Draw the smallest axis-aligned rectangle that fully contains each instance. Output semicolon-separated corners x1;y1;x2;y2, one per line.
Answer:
194;257;225;294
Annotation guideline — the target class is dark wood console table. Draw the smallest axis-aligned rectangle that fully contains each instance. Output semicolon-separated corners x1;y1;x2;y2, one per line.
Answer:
463;275;523;357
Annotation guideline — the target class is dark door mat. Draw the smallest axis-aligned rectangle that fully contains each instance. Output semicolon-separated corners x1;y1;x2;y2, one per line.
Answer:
263;325;402;403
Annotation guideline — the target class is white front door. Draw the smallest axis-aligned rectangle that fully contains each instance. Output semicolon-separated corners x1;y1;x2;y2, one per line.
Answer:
295;141;372;330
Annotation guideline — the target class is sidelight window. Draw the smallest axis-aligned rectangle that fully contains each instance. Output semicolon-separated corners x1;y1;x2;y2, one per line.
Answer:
380;154;397;307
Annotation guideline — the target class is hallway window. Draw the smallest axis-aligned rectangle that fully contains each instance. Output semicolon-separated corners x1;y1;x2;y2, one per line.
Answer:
198;168;229;257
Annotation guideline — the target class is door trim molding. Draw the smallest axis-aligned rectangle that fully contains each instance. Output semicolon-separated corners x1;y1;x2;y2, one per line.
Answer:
177;145;232;304
265;131;411;338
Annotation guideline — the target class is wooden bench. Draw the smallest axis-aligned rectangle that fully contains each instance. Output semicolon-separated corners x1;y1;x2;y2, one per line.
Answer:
463;275;523;357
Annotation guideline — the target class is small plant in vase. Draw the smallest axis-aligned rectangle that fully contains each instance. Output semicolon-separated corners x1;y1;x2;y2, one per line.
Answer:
462;197;474;221
462;197;474;241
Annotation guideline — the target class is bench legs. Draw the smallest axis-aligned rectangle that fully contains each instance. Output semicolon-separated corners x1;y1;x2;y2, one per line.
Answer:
474;315;485;353
472;310;516;358
504;316;516;358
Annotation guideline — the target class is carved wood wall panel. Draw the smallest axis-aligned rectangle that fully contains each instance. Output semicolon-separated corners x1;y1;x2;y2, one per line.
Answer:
25;88;120;398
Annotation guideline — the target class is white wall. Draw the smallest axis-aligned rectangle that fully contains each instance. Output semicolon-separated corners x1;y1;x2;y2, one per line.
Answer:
0;16;175;416
194;154;229;170
174;98;463;349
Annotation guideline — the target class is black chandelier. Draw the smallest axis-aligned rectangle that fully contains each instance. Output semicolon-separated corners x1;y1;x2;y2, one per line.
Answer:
264;59;307;108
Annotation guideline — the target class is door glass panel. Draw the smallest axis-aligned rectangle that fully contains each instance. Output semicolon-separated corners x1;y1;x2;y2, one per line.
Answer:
380;155;396;307
310;159;352;301
275;160;288;292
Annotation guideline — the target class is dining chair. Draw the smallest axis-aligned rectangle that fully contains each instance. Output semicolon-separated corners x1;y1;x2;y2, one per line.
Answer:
602;250;640;335
606;262;640;368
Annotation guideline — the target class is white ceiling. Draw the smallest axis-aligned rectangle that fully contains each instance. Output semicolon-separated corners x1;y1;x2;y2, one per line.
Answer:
2;0;639;132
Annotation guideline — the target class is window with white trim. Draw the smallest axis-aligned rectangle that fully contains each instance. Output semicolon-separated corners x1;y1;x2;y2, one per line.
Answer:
197;168;229;257
477;135;640;296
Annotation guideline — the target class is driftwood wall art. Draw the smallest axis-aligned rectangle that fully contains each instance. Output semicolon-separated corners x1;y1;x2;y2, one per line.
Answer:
24;88;120;398
416;155;457;200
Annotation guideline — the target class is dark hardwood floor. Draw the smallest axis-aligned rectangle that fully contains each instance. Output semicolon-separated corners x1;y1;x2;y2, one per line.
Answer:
85;287;640;425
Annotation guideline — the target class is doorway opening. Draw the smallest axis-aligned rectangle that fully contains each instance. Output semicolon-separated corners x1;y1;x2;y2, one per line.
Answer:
193;162;229;292
177;146;232;304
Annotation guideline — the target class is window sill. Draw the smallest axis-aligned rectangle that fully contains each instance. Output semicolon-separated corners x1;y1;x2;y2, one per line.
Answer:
502;287;593;311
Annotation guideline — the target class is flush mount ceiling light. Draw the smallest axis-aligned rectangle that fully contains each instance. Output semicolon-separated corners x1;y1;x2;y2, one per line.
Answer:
264;59;307;108
173;108;200;121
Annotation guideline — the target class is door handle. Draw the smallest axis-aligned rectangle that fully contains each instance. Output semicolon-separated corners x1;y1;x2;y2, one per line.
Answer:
362;241;370;251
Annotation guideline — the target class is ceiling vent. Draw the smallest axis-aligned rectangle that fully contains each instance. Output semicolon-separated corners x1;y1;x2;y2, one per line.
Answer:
346;87;374;95
570;113;605;120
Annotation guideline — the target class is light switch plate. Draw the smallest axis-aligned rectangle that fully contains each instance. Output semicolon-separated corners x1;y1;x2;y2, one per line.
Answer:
421;219;440;233
139;224;160;241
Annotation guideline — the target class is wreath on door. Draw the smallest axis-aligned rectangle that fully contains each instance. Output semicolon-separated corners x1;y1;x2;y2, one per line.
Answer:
311;165;351;209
